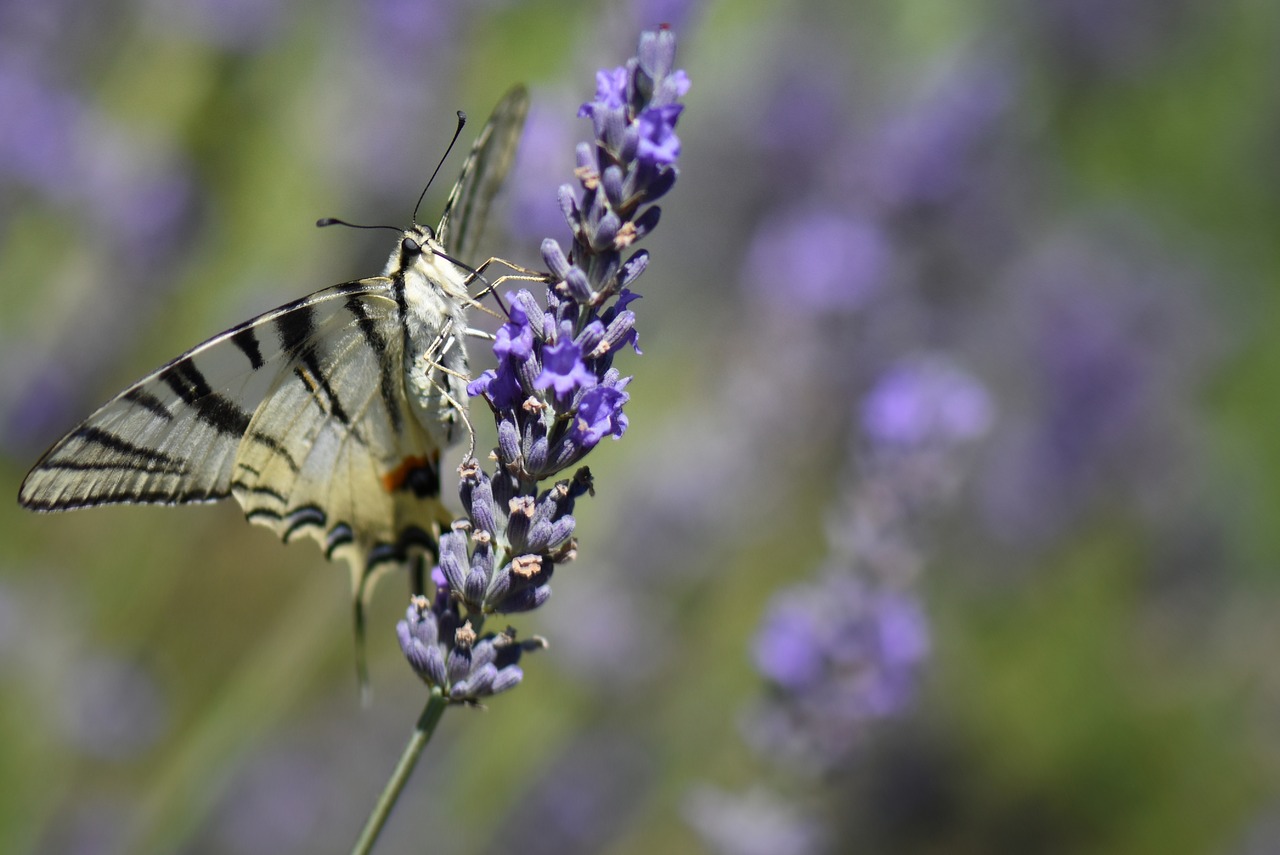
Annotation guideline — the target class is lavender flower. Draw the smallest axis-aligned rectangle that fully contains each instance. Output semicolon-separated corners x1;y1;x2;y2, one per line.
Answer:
743;356;990;775
398;28;688;696
746;574;930;771
396;588;543;703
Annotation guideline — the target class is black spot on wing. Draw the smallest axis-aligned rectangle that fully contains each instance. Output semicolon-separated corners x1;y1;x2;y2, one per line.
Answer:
276;304;316;356
160;360;213;405
123;388;173;421
230;326;265;370
404;461;441;499
194;394;252;436
156;357;250;436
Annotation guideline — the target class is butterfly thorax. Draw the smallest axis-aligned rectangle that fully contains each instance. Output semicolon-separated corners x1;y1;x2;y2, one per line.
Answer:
390;224;472;452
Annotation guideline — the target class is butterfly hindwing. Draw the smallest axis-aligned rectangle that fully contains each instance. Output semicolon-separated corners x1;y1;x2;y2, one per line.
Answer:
229;285;450;582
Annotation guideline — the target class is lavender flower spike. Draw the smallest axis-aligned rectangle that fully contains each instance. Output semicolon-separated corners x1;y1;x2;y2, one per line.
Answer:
403;28;688;693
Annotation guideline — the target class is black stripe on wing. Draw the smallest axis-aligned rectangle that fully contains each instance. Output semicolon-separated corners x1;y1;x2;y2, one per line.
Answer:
18;278;397;513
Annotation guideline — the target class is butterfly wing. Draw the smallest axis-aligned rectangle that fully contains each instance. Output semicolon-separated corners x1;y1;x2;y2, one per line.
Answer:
436;85;530;265
20;280;449;573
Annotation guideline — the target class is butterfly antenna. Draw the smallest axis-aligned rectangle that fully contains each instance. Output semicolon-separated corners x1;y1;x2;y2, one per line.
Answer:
412;110;468;225
315;217;401;234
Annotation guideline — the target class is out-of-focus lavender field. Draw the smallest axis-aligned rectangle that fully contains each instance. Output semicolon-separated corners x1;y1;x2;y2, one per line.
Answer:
3;2;1280;853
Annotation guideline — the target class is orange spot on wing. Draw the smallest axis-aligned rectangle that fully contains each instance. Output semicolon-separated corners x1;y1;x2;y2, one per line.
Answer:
382;455;430;493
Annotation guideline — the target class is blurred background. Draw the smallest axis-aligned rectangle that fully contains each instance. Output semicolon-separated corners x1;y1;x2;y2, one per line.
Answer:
2;0;1280;853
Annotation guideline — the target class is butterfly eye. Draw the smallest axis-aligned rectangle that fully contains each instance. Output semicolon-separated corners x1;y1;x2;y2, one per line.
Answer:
402;237;421;256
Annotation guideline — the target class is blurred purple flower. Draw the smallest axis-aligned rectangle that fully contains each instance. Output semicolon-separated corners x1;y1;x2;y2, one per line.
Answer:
210;747;349;855
864;61;1011;215
979;228;1204;544
0;61;83;199
748;574;930;770
861;355;994;448
742;207;891;313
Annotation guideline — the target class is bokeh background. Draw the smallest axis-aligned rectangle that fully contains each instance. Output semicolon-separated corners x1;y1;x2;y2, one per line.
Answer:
3;1;1280;853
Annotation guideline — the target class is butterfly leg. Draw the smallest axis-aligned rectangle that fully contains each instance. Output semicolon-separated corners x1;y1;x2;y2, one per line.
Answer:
464;257;552;316
418;318;481;459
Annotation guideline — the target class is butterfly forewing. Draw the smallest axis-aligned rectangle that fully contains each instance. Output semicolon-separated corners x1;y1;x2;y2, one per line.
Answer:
437;85;529;266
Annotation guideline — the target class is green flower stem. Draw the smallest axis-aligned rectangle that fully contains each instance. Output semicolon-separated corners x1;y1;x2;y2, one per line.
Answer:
351;691;449;855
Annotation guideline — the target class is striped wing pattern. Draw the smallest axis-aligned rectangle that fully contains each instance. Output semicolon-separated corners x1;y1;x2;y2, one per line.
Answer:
20;280;449;589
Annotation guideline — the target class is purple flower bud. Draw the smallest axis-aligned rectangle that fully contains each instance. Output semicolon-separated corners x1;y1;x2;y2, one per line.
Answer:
490;665;524;695
638;29;673;82
495;584;552;614
559;182;582;233
598;310;638;355
576;320;606;356
438;531;468;592
469;538;494;581
497;419;522;469
592;210;622;252
617;254;648;290
464;567;488;608
564;266;594;303
464;469;498;536
602;165;625;208
525;431;549;475
446;644;472;686
486;566;512;604
541;239;572;281
512;289;545;333
463;663;499;696
506;495;535;550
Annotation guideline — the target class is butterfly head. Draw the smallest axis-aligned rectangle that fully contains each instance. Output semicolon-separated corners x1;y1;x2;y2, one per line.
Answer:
389;223;474;302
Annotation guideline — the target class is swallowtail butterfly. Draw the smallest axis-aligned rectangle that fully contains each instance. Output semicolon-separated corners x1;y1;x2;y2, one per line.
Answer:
19;86;531;685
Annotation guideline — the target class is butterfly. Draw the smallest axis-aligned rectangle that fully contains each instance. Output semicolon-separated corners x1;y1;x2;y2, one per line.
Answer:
19;86;531;688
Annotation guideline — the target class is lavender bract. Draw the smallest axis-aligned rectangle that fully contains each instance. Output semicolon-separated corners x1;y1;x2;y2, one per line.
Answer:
397;29;688;701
